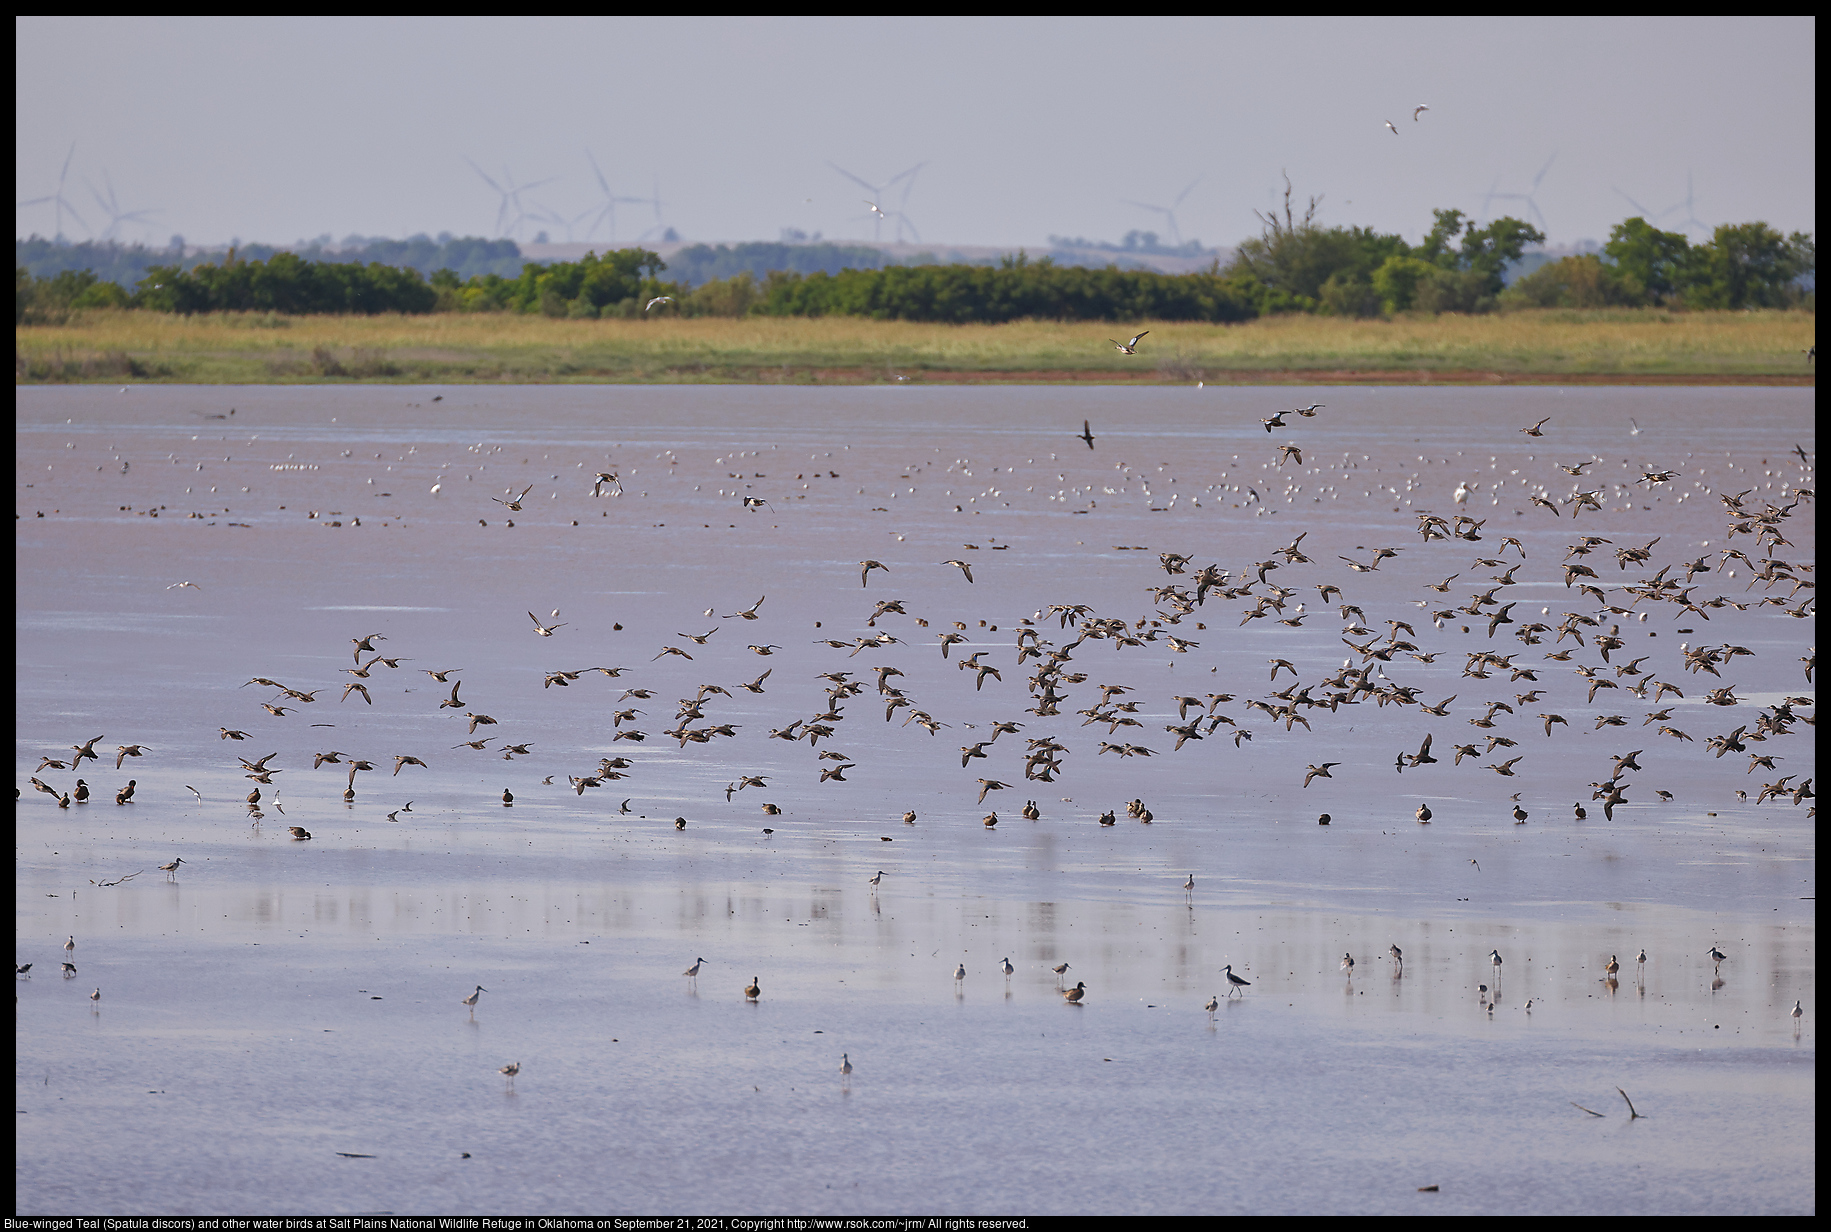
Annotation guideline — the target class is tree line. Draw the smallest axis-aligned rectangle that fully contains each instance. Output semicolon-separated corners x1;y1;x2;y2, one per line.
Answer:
18;203;1812;325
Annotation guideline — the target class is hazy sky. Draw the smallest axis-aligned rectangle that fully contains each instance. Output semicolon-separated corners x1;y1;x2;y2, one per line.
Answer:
15;16;1816;252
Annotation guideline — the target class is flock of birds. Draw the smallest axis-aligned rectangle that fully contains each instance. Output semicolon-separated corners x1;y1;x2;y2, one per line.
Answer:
19;390;1814;1072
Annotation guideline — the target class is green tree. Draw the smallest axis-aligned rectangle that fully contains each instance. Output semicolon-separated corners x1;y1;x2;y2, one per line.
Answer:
1603;217;1690;302
1679;222;1813;309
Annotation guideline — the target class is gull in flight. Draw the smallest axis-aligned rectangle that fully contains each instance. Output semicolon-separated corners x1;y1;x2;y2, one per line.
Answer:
1413;104;1430;121
1108;331;1149;355
865;200;887;220
1385;120;1399;136
645;296;673;312
166;581;201;590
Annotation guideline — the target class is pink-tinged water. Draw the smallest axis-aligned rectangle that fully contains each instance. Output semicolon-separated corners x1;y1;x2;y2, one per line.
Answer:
16;383;1813;1214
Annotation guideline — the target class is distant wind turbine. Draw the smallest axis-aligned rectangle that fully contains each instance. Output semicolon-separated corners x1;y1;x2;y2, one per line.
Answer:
582;149;650;245
1122;177;1202;248
86;172;161;243
464;157;558;240
829;161;925;243
16;141;90;241
1482;154;1556;231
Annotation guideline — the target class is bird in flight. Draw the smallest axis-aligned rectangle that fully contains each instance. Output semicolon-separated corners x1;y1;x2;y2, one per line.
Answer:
1385;120;1399;136
1108;331;1149;355
529;612;567;636
1413;104;1430;121
1079;420;1096;450
493;484;534;511
645;296;673;312
943;559;975;584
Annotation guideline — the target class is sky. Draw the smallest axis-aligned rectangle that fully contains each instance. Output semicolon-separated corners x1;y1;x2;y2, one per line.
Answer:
15;16;1817;253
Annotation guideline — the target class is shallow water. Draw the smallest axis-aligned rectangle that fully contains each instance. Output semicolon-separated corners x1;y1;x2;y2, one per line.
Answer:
15;384;1814;1214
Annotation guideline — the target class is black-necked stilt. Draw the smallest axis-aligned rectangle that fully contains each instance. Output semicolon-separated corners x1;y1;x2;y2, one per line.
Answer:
1223;965;1250;997
840;1053;853;1084
683;958;705;983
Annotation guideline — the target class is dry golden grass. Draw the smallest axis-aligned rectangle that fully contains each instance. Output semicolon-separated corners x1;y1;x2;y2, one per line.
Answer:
16;307;1816;384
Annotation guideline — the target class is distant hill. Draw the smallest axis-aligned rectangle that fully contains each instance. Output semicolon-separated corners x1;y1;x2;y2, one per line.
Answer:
16;233;526;287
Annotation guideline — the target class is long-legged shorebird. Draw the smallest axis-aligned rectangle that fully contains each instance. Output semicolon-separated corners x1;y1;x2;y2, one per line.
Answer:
499;1062;519;1084
1001;957;1014;979
1184;873;1195;902
462;985;486;1014
869;871;885;890
91;987;101;1005
1490;950;1504;981
1052;962;1070;985
1390;944;1404;975
62;962;77;978
1205;994;1219;1017
1223;964;1250;997
1605;955;1620;981
840;1053;853;1085
1636;948;1647;978
683;957;705;984
159;857;184;879
1341;952;1356;976
64;936;75;953
954;963;966;985
1708;946;1727;971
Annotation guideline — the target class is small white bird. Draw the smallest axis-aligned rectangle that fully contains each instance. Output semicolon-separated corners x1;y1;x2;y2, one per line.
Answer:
865;200;887;219
954;963;966;983
165;581;201;590
645;296;673;312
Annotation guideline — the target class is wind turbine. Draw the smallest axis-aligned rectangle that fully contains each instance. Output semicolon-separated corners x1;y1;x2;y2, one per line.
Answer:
1482;155;1556;231
16;141;90;241
1610;172;1710;239
86;172;161;243
630;177;673;244
581;150;650;245
1122;176;1202;248
464;157;558;240
829;161;925;243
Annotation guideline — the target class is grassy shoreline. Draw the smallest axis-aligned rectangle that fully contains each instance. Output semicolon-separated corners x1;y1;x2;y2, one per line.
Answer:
16;308;1815;384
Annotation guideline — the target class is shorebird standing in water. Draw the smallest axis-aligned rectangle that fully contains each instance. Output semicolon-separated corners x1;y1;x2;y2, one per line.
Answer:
1390;944;1404;975
869;871;885;891
954;963;966;986
1205;994;1219;1017
1184;873;1195;902
462;985;486;1015
683;957;705;985
1707;946;1727;972
1001;957;1014;980
499;1062;519;1084
1052;962;1070;985
64;936;75;953
1636;948;1647;978
1341;952;1356;977
1223;965;1250;997
840;1053;853;1086
159;857;184;880
1605;955;1620;981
